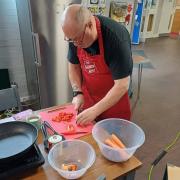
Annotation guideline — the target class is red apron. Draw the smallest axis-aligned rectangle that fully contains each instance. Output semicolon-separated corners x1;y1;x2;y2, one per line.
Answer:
77;17;131;120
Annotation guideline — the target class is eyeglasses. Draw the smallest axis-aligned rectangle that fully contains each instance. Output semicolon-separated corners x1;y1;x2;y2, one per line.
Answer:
64;24;87;44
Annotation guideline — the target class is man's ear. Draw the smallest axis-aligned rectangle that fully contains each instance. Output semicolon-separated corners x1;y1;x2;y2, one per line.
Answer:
87;21;93;29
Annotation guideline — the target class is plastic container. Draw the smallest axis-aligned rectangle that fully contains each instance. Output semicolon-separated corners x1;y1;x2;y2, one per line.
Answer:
92;118;145;162
26;114;41;130
48;139;96;179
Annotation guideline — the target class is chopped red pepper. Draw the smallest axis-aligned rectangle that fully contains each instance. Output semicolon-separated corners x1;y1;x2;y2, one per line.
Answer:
52;112;74;122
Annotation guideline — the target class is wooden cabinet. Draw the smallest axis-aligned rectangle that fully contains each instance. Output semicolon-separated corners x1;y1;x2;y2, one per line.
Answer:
171;9;180;33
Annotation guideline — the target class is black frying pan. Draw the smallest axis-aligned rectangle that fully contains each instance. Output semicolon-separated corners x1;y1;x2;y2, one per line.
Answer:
0;121;38;163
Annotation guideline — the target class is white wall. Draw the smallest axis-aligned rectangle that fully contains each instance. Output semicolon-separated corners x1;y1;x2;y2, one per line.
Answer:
0;0;28;98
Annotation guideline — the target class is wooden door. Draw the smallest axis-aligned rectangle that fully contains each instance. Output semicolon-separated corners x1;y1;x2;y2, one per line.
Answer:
171;9;180;33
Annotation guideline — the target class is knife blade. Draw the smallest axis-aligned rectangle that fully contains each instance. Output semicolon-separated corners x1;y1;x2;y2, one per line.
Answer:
60;131;89;135
47;107;66;113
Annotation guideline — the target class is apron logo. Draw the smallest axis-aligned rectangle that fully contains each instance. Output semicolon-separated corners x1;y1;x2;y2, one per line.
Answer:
84;60;96;74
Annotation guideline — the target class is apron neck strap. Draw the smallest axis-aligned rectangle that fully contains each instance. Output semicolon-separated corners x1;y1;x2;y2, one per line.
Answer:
94;16;104;56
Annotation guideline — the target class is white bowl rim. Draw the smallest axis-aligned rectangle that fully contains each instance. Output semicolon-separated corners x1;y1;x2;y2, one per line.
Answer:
48;139;96;174
92;118;145;151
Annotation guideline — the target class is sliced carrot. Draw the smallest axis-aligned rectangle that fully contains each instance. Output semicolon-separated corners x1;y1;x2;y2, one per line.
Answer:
61;164;68;171
61;164;77;171
71;164;78;171
111;134;126;148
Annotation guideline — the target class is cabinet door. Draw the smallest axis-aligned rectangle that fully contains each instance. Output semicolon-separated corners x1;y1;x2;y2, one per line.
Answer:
158;0;175;34
171;9;180;33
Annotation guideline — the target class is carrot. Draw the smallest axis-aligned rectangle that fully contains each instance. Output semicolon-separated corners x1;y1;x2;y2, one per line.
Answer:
104;138;120;149
61;164;68;171
111;134;126;148
71;164;78;171
105;134;129;161
61;164;78;171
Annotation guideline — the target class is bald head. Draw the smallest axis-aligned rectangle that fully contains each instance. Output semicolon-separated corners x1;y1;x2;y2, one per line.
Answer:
61;4;97;48
61;4;91;30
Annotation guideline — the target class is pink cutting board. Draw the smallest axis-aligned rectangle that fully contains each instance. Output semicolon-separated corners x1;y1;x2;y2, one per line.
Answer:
39;104;93;140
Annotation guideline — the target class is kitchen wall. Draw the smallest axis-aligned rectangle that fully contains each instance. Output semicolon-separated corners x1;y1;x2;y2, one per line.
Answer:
0;0;29;100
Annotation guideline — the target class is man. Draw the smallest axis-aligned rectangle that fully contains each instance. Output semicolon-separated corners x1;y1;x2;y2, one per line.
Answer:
61;4;133;125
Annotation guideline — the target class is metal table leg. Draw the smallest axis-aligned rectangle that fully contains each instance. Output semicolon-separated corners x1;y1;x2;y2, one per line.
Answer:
137;64;143;101
132;64;143;112
128;75;133;98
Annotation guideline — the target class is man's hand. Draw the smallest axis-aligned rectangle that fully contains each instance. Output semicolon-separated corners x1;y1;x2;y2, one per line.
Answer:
72;94;84;112
76;107;97;125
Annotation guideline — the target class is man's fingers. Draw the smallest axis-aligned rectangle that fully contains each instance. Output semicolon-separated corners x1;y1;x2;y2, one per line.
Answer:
76;113;82;124
73;101;81;111
74;104;80;111
72;98;83;112
78;119;87;126
76;114;86;125
76;114;90;126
